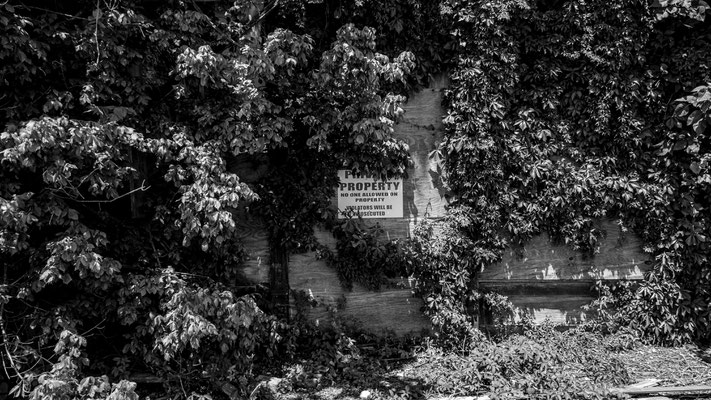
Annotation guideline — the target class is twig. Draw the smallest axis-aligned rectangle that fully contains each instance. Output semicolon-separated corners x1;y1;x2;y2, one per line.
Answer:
172;271;210;279
48;186;81;203
15;4;90;21
52;182;150;204
177;368;189;399
244;0;280;32
0;264;20;380
16;299;49;314
0;333;10;380
249;381;266;400
0;304;22;380
614;385;711;395
78;167;102;189
80;318;107;337
94;0;101;67
148;230;162;270
381;356;417;362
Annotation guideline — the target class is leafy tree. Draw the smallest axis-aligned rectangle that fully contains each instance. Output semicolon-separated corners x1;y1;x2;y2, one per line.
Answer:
0;0;432;396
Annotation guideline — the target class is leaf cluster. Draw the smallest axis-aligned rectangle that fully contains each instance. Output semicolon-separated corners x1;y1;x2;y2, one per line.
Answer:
436;0;711;344
0;0;438;397
412;325;633;400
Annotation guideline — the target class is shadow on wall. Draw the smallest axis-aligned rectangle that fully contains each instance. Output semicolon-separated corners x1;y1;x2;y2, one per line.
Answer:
288;255;432;336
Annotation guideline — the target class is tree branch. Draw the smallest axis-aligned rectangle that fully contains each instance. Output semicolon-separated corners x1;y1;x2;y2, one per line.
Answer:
244;0;280;32
15;4;90;21
94;0;101;66
51;181;150;204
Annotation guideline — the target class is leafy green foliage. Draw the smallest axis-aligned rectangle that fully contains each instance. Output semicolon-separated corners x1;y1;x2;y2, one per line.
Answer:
20;331;139;400
123;268;283;393
0;0;431;397
336;0;456;88
402;212;504;347
437;0;711;344
413;326;632;400
256;22;415;251
325;216;406;290
4;0;709;398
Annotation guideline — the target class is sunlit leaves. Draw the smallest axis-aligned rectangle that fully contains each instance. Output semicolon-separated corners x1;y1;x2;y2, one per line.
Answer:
0;193;38;254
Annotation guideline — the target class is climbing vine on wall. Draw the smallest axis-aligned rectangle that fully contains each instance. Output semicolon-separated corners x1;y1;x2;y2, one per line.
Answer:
326;216;406;291
435;0;711;344
298;0;711;347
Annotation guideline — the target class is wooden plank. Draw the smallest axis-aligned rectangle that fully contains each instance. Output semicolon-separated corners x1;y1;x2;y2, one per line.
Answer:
615;385;711;395
430;396;490;400
229;155;270;285
289;251;430;336
313;227;337;250
479;279;596;296
624;379;662;389
478;280;643;324
480;220;651;281
502;295;597;325
298;75;450;336
233;206;270;284
634;397;670;400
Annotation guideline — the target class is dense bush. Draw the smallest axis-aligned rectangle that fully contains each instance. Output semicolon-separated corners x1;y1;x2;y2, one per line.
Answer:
324;216;407;291
0;0;435;397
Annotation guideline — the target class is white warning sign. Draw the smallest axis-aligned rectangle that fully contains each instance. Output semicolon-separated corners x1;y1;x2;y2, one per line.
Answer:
337;170;403;219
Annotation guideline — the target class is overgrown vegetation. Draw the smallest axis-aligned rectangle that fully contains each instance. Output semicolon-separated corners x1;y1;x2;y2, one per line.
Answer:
314;0;711;351
0;0;433;398
2;0;711;398
264;322;647;400
432;0;711;345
